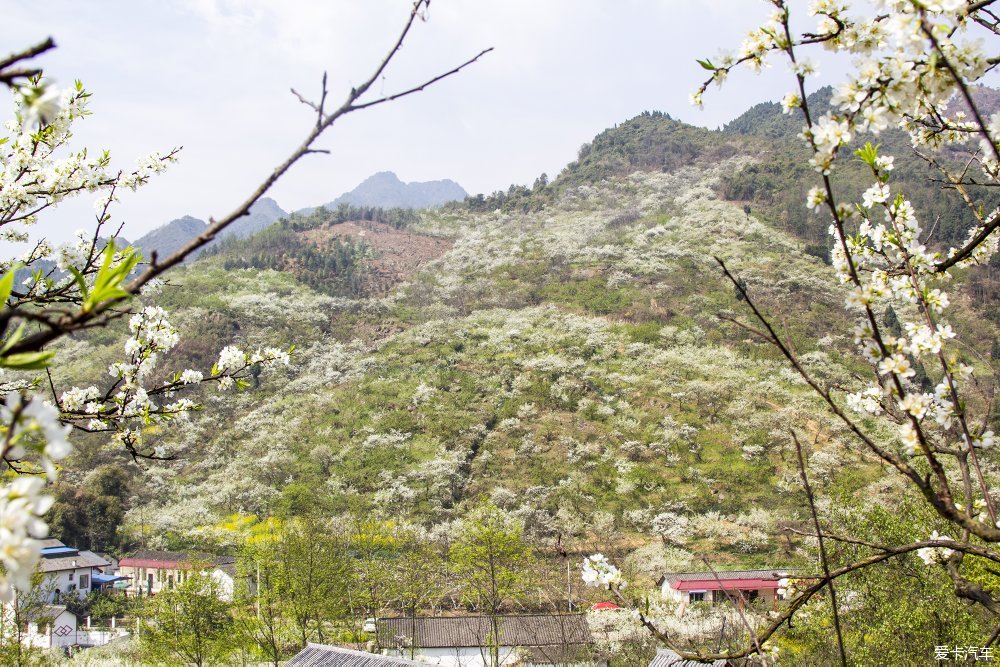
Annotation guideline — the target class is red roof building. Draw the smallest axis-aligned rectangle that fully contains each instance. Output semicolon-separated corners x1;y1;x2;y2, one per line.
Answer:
658;568;797;609
117;550;232;596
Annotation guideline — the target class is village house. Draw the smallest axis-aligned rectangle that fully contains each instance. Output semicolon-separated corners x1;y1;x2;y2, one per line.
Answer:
208;556;239;601
20;604;78;651
36;539;111;602
117;550;241;598
658;568;796;610
377;614;599;667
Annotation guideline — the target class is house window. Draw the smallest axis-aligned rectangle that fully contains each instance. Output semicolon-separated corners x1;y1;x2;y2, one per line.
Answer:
68;572;74;581
168;575;174;589
689;591;706;602
742;590;759;602
79;574;89;590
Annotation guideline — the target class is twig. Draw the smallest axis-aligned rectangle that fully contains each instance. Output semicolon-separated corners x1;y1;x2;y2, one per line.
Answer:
700;558;763;657
0;38;56;86
792;430;847;667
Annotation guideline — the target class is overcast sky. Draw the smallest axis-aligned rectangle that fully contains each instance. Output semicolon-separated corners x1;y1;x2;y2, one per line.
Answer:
7;1;850;243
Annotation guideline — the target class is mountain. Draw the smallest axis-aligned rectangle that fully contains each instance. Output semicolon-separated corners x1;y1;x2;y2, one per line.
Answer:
133;197;286;260
59;111;872;545
133;215;206;261
52;102;997;618
320;171;467;210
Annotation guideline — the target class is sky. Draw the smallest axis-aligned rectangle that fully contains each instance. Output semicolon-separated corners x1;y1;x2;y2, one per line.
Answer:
6;0;851;244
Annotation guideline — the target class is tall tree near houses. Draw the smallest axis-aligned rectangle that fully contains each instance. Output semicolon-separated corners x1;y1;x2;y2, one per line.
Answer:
450;503;536;667
0;573;56;666
139;572;233;667
393;530;447;660
277;518;352;648
348;518;400;621
233;521;293;667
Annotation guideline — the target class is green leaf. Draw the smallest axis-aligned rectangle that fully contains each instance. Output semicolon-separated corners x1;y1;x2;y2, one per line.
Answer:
696;59;716;71
0;350;55;370
82;242;141;313
0;266;19;306
854;142;880;168
67;266;89;299
0;322;27;355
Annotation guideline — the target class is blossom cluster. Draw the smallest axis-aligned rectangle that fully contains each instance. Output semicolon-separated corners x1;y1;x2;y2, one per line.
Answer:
916;530;955;565
582;553;623;587
0;394;73;601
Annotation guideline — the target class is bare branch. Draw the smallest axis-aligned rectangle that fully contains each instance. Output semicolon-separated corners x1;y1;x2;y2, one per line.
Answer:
792;430;847;667
0;37;56;86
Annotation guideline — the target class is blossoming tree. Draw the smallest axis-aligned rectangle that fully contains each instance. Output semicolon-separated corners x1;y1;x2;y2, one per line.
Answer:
585;0;1000;663
0;0;487;606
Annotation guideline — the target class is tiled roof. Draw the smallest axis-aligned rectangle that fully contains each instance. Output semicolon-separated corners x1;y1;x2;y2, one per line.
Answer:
214;562;237;577
26;605;68;623
286;644;424;667
377;615;592;649
648;648;735;667
38;538;66;549
38;550;109;573
522;643;595;664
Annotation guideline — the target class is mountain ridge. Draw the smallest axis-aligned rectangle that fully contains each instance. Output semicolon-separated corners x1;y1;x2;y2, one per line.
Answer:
132;197;287;261
133;171;466;260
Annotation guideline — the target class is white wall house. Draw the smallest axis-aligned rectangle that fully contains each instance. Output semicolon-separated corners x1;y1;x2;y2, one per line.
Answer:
117;550;235;597
657;568;796;613
22;605;77;650
209;559;238;601
377;615;600;667
37;539;111;602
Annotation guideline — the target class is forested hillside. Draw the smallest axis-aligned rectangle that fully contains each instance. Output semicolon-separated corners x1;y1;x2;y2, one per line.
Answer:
42;94;1000;663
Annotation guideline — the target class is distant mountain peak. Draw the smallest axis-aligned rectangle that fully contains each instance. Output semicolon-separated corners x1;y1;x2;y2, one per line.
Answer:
325;171;467;210
133;197;287;261
366;171;405;183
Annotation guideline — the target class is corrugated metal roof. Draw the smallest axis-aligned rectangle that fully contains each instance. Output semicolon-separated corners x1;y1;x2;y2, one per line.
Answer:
377;615;592;649
38;550;109;573
286;644;424;667
522;643;595;665
648;648;735;667
25;605;69;623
